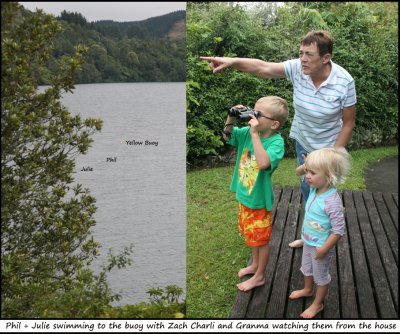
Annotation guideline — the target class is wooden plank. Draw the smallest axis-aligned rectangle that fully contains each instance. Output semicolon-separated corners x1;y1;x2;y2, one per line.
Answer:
322;247;340;318
245;186;292;318
373;192;398;263
382;193;398;231
229;256;254;318
363;191;398;313
392;193;398;208
321;190;344;318
354;191;396;318
336;192;358;318
265;187;301;318
343;190;377;318
337;229;358;318
286;201;305;318
272;186;284;212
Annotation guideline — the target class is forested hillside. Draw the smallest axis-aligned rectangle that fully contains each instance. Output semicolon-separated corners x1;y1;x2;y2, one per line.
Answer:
20;6;186;83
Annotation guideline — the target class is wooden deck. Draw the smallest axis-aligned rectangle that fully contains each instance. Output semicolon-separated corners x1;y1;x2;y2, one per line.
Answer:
230;186;398;319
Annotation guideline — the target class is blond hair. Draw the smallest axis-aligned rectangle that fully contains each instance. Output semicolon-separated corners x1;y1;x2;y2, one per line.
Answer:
256;96;289;128
305;147;351;187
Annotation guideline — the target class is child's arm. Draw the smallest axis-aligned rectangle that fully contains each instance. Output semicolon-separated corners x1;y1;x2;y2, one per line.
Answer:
250;131;271;169
295;164;306;176
315;233;341;260
295;153;308;176
248;115;270;169
223;104;245;141
315;192;345;260
223;114;236;141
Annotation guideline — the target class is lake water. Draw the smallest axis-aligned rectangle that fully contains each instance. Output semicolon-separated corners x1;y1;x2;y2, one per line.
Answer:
59;82;186;305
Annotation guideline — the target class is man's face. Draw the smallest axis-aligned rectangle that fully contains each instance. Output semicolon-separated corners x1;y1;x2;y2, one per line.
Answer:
299;42;326;77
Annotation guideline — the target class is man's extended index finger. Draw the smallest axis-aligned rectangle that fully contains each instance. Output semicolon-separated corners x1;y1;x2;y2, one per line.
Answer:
199;56;214;61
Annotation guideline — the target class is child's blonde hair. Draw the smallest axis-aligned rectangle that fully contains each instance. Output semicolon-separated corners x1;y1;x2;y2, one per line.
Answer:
305;147;351;187
256;96;289;128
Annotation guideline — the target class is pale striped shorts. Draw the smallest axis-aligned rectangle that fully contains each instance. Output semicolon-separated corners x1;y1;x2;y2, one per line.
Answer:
300;243;334;286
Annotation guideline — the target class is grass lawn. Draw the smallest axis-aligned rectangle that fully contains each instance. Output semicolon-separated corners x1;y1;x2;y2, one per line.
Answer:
186;145;398;318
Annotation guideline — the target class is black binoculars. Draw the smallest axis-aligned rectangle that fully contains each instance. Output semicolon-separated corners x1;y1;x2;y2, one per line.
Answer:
228;107;259;122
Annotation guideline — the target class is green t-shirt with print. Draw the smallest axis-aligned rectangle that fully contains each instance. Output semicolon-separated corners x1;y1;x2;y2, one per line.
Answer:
227;126;284;211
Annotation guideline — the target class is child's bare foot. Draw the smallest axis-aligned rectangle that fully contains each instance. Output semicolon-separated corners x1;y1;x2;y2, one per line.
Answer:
237;276;265;292
238;265;257;278
300;303;324;318
289;289;313;299
288;239;304;248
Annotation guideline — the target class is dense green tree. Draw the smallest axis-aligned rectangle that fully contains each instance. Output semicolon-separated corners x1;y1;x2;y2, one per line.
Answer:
0;2;127;317
127;25;149;39
2;3;186;318
59;10;88;27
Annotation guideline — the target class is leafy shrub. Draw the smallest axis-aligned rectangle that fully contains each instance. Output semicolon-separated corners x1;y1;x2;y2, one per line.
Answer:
104;285;185;318
186;2;398;164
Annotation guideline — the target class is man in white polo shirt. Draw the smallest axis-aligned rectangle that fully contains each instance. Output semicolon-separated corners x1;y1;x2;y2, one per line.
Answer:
201;30;356;248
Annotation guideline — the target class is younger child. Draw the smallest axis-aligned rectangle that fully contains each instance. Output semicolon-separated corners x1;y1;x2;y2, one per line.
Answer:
223;96;288;292
289;147;351;318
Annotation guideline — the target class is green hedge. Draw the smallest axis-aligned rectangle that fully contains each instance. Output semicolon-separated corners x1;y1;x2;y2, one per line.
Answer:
186;2;398;163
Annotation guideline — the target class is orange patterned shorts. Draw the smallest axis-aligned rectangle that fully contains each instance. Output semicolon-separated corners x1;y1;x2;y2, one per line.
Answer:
238;202;273;247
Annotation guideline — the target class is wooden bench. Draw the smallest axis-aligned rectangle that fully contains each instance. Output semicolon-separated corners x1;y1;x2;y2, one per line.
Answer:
230;186;398;318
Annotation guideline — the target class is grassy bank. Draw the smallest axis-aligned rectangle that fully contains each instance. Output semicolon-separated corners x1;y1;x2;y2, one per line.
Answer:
186;146;398;318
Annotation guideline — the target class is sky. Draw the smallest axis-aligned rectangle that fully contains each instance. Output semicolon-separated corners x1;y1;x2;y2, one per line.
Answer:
19;2;186;22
